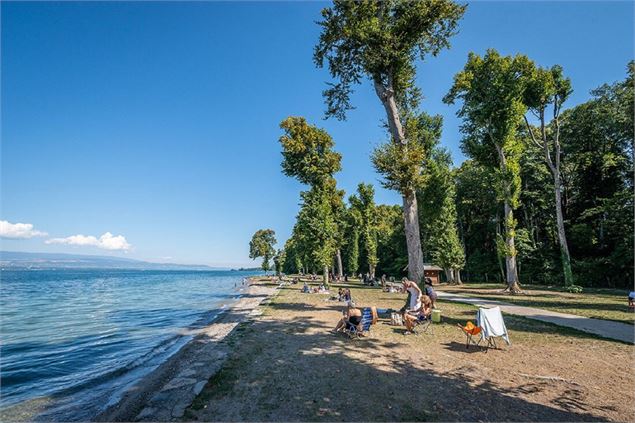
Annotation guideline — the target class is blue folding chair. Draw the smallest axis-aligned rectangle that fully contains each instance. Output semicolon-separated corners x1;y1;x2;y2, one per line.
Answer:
345;307;373;339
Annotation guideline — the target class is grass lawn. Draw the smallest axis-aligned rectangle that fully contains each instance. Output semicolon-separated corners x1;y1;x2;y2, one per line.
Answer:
185;277;634;422
438;282;635;325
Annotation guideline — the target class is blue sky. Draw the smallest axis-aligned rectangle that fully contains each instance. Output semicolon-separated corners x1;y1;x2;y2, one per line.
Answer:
1;1;633;267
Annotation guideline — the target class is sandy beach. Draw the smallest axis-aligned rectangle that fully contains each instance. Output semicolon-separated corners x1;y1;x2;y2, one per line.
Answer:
93;281;278;422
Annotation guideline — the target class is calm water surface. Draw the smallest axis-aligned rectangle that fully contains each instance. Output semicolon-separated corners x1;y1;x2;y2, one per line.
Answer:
0;268;261;420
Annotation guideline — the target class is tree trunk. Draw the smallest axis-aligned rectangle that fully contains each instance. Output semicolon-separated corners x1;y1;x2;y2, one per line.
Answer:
323;265;329;287
336;249;343;279
444;268;454;283
403;190;425;283
454;268;463;284
553;174;574;286
374;79;425;284
369;265;375;281
503;198;521;293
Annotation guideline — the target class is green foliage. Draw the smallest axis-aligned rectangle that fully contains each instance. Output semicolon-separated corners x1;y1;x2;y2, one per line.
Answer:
375;205;409;277
418;149;465;274
273;249;285;276
349;183;378;275
565;285;584;294
314;0;466;119
343;207;362;275
279;116;342;186
296;186;339;272
372;112;442;194
249;229;277;272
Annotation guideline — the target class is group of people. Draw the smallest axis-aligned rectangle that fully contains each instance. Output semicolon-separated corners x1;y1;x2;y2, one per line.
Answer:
333;276;438;335
301;281;328;294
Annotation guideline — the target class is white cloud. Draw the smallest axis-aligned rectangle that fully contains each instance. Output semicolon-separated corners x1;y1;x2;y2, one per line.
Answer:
0;220;48;239
46;232;131;251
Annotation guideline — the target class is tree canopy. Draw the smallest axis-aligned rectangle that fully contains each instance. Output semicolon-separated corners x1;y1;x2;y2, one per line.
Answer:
249;229;277;272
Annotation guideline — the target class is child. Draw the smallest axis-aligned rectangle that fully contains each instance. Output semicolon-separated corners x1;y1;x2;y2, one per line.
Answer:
424;278;438;309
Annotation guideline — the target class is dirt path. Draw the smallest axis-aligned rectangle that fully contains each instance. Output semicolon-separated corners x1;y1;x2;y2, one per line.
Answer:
186;281;635;422
437;291;634;344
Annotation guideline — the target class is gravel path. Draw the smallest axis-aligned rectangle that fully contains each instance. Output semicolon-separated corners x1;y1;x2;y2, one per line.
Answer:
437;291;634;344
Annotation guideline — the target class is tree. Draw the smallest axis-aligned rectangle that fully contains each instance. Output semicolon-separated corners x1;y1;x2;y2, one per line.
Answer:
249;229;277;273
343;207;362;277
522;64;575;286
455;160;500;282
350;183;378;279
295;186;339;284
444;49;533;292
559;62;634;287
279;116;344;285
273;249;285;276
314;0;466;284
419;149;465;283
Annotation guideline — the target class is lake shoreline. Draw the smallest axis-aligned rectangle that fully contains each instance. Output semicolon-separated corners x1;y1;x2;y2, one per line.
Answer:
92;278;278;422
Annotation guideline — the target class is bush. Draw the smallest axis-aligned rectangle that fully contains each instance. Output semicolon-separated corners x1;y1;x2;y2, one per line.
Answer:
566;284;584;294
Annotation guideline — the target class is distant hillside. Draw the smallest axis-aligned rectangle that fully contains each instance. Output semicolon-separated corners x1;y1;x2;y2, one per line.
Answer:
0;251;221;271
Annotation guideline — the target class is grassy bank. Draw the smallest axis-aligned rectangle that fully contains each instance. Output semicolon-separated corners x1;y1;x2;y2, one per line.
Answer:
439;283;634;325
184;277;634;422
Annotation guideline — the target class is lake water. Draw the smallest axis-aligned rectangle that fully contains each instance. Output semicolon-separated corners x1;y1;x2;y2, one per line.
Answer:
0;268;261;421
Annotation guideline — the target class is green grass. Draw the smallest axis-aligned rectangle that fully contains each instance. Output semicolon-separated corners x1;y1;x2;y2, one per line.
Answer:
440;282;634;325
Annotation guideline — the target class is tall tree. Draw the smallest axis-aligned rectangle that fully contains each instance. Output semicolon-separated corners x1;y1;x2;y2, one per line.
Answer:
314;0;466;283
295;186;339;284
455;160;500;282
349;183;378;279
559;62;634;287
522;64;575;286
419;149;465;283
249;229;277;273
444;49;533;292
343;207;362;277
279;116;343;285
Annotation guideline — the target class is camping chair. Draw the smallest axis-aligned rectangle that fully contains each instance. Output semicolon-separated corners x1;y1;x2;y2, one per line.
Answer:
345;307;376;339
476;306;511;350
457;321;482;348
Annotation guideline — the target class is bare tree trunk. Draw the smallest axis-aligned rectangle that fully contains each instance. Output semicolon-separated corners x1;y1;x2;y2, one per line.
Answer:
336;249;343;279
553;175;574;286
503;198;521;292
403;190;426;283
323;265;329;287
524;113;574;287
369;265;375;281
444;268;454;283
454;268;463;284
374;79;425;284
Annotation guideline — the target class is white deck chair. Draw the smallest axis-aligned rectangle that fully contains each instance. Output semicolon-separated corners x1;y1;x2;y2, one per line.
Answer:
476;306;511;350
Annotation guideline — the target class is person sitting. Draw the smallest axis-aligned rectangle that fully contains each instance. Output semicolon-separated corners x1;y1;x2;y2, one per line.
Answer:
424;278;438;309
333;303;363;333
401;278;423;313
628;291;635;309
337;288;344;301
342;288;352;303
301;282;310;293
403;295;432;334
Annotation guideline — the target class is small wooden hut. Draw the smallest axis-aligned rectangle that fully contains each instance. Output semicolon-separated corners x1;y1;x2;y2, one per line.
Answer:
423;264;443;285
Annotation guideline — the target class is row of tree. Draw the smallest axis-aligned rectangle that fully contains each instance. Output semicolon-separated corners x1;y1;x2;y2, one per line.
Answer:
249;1;633;290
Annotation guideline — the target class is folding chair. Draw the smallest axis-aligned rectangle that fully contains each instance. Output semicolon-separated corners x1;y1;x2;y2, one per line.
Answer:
345;307;373;339
457;321;482;348
476;306;511;350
